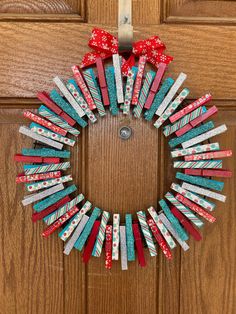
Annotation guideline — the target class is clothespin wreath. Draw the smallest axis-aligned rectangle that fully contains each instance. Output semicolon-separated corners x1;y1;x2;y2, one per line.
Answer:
15;12;232;270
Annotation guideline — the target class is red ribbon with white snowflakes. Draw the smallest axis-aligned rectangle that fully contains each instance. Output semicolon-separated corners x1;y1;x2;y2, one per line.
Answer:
81;28;173;75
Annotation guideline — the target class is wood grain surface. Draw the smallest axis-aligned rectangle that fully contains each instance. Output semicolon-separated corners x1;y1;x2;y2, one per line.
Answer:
0;0;235;313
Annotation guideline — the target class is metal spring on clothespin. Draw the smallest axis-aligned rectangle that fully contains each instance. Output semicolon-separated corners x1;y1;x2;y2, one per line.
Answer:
118;0;133;52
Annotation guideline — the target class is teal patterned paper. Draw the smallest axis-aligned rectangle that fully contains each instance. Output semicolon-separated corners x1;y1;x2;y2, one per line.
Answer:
159;199;189;241
74;207;101;251
22;148;70;158
176;172;224;191
50;89;88;128
144;78;174;121
105;66;118;115
33;184;77;212
125;214;135;261
168;121;215;148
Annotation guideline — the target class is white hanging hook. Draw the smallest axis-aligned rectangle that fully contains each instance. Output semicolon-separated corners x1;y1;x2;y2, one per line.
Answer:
118;0;133;52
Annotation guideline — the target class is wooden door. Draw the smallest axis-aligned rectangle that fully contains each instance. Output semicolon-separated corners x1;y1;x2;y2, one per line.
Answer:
0;1;235;313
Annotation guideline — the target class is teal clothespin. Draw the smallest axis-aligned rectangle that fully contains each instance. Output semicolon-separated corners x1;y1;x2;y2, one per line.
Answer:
125;214;135;261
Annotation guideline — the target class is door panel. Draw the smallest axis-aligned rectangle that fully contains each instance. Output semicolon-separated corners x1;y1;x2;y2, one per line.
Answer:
0;1;235;314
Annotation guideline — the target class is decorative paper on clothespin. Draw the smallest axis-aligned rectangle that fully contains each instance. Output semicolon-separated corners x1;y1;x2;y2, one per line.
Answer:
123;67;137;115
147;206;176;249
165;192;204;228
137;211;157;256
173;160;223;169
22;183;64;206
23;162;70;175
63;215;89;255
154;88;190;129
190;106;218;128
49;89;86;127
170;93;212;123
82;221;101;264
190;169;232;178
105;225;113;270
26;175;72;192
171;143;220;158
53;76;85;118
176;193;216;223
168;121;215;148
132;56;147;105
92;211;110;257
112;213;120;260
125;214;135;261
132;223;146;267
74;207;101;251
37;91;76;126
14;154;59;164
155;72;187;116
145;62;167;109
144;78;174;121
66;79;97;123
59;200;92;241
133;70;155;118
19;126;63;150
44;193;85;225
120;226;128;270
147;218;172;259
83;68;106;116
30;123;75;147
182;182;226;202
176;172;224;191
182;124;227;149
171;183;215;211
159;199;188;241
72;65;96;110
158;213;190;251
112;54;124;103
105;66;118;115
16;171;61;184
22;148;70;159
33;184;77;212
184;149;232;161
96;57;110;106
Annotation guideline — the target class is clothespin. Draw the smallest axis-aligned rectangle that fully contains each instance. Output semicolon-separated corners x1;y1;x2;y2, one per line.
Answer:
184;149;232;161
132;222;146;267
23;162;70;175
123;67;138;115
37;91;76;126
131;56;147;105
32;195;71;222
147;217;172;260
26;175;72;192
173;160;223;169
16;171;62;184
176;193;216;223
63;215;89;255
170;93;212;123
105;225;113;269
92;211;110;257
186;169;232;178
21;148;70;158
19;126;63;150
125;214;135;261
144;63;167;109
120;226;128;270
14;154;59;164
182;182;226;202
112;213;120;260
112;54;124;103
59;201;92;241
137;211;157;256
96;57;110;106
82;221;101;264
72;65;96;110
105;66;118;115
170;142;220;158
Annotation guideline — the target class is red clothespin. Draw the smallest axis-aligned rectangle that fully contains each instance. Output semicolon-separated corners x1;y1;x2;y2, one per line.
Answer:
96;57;110;106
175;193;216;223
202;169;232;178
147;217;172;260
37;92;76;126
82;221;101;264
184;169;202;176
144;63;167;109
16;171;62;184
170;206;202;241
175;124;192;137
32;196;71;222
42;205;80;238
14;154;60;164
190;106;218;128
105;225;113;270
72;65;96;110
132;222;146;267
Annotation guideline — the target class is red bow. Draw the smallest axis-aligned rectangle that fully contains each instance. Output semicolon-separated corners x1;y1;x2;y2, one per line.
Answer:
81;28;173;75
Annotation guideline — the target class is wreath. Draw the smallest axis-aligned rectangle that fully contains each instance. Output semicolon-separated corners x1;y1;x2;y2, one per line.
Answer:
15;28;232;270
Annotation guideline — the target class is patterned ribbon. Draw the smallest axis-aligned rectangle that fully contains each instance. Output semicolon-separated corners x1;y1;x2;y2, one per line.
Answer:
80;28;173;75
